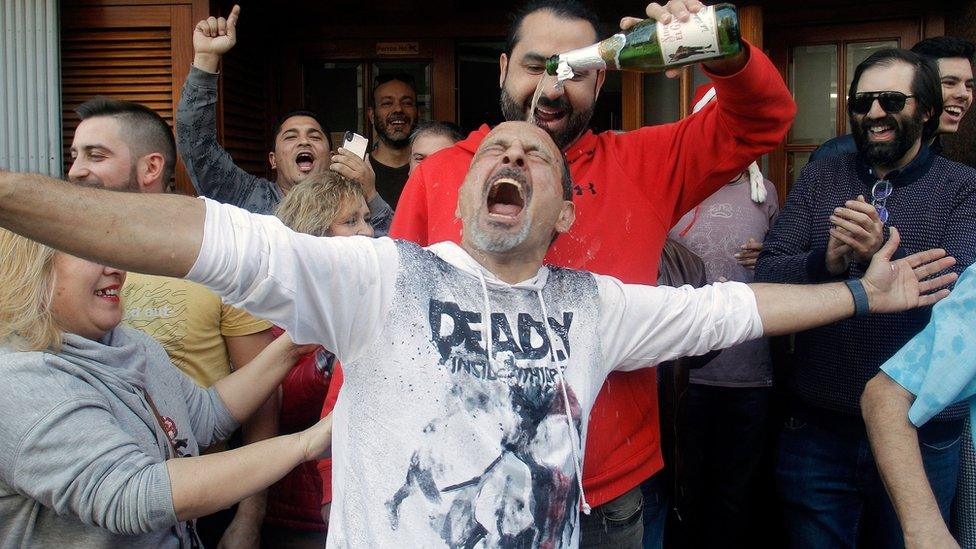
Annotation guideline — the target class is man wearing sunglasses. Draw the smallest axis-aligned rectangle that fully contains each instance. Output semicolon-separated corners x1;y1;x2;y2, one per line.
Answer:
755;48;976;548
811;36;975;163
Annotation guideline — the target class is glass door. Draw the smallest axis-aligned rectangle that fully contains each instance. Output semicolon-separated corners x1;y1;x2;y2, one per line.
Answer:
768;19;920;195
304;60;433;149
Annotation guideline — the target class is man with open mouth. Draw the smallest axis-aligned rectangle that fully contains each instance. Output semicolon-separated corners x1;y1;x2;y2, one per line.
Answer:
756;47;976;548
175;5;393;236
0;119;958;548
389;1;796;544
811;36;974;163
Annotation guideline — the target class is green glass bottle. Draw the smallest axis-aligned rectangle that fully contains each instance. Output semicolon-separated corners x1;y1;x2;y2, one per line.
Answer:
545;4;741;79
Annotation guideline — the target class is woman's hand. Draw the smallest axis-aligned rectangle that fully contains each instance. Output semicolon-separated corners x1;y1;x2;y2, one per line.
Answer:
299;414;333;462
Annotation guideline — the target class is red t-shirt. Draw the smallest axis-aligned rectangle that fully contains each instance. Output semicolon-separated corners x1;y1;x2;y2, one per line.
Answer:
388;42;794;506
317;364;343;505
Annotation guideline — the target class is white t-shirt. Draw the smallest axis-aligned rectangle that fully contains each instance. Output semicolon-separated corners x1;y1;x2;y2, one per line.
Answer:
188;198;763;547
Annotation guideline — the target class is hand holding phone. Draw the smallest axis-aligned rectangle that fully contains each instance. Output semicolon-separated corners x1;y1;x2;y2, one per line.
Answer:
331;133;376;199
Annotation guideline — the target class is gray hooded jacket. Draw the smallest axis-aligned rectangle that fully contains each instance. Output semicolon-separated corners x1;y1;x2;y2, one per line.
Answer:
0;326;238;548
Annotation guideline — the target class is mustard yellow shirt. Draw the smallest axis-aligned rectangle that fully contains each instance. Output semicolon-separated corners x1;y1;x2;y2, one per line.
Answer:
121;273;272;388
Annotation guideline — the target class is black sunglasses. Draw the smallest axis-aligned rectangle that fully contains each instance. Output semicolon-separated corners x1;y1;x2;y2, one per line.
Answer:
849;91;915;115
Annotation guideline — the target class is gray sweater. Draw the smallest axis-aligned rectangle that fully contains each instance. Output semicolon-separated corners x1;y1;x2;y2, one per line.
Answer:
0;326;238;548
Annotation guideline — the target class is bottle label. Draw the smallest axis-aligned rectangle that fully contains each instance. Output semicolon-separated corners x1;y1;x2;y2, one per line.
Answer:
656;5;720;66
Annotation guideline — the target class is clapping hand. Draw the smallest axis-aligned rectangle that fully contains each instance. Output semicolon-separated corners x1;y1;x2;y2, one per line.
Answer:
830;195;885;263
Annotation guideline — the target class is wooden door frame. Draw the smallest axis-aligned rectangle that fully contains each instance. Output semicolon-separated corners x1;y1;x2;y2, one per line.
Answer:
765;14;946;201
280;37;457;140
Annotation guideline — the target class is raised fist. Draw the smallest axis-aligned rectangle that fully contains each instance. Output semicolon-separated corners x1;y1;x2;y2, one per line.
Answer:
193;5;240;59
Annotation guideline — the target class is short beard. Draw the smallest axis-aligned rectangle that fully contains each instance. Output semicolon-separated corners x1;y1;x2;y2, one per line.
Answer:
499;85;593;151
72;163;142;192
852;111;924;168
373;115;414;150
467;215;533;254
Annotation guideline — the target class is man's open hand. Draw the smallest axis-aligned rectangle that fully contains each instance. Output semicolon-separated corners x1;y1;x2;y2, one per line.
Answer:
862;227;957;314
193;5;240;73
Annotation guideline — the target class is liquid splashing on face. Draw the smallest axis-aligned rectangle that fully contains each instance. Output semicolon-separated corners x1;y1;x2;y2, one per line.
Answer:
528;72;565;125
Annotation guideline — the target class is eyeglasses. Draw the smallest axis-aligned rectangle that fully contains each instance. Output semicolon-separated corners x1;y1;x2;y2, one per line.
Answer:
850;91;915;115
871;179;893;224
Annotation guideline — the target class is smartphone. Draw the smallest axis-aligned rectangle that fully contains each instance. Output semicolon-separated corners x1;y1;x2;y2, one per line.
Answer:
341;131;369;160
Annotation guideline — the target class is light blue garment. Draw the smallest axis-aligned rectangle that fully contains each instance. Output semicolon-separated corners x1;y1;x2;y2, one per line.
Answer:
882;262;976;432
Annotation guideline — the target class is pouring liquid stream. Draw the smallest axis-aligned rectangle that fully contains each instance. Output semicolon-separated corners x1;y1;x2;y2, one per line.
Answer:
528;72;566;125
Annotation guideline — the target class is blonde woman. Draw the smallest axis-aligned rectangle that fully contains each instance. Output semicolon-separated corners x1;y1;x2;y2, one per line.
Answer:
260;172;372;546
0;230;332;547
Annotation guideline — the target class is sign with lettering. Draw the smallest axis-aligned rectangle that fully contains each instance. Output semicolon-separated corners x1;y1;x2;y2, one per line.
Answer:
376;42;420;56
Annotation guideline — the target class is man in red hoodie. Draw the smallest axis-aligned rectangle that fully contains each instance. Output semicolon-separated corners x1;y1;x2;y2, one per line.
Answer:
389;0;795;546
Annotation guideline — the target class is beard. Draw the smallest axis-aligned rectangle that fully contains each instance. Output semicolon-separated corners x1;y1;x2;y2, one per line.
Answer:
71;162;141;192
373;113;415;150
851;110;925;168
499;84;593;151
467;215;534;254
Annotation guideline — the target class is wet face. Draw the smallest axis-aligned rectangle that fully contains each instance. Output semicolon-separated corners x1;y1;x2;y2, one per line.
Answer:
499;10;604;151
851;61;928;169
457;121;574;257
327;195;374;237
370;80;418;150
50;254;126;340
410;133;457;174
936;57;974;134
68;117;140;192
270;116;330;189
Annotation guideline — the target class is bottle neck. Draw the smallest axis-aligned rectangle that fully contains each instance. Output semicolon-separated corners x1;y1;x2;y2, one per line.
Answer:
558;42;610;73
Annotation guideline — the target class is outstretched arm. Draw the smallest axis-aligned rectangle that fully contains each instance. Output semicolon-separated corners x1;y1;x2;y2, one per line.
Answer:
605;228;955;373
169;414;332;521
753;227;955;336
177;5;281;213
0;171;203;277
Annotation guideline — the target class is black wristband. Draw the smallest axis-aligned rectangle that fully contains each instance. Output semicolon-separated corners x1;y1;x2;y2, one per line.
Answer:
845;278;870;317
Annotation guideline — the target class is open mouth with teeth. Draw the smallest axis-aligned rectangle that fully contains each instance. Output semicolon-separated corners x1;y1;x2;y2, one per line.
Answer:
944;105;966;121
94;285;120;302
867;122;896;141
387;116;410;133
295;151;315;173
486;176;527;220
533;105;567;124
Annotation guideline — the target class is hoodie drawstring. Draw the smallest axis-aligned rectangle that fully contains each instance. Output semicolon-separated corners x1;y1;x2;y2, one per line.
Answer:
476;269;495;366
536;290;592;516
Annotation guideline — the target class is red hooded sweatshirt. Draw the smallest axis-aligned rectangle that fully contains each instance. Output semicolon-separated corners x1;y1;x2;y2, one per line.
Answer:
387;42;795;507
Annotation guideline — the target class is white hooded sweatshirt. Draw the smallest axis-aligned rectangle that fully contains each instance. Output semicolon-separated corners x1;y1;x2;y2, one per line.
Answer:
188;198;763;548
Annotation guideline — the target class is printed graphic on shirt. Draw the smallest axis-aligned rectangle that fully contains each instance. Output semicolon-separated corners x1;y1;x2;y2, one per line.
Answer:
123;282;192;370
160;415;191;458
384;299;582;547
332;243;606;549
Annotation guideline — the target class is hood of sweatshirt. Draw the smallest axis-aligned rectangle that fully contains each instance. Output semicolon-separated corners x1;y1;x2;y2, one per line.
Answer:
426;240;550;290
34;327;172;456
